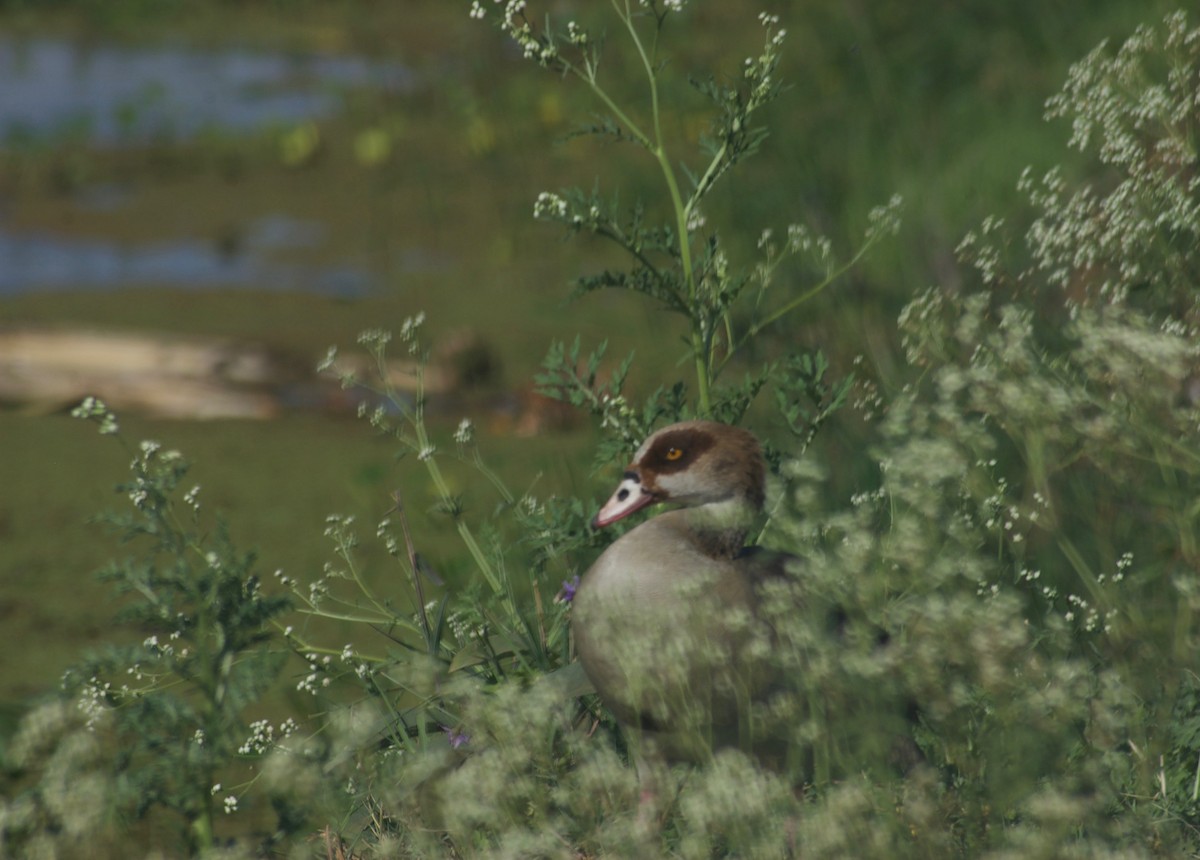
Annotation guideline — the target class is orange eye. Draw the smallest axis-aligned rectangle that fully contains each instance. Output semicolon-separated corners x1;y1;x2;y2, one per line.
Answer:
665;447;684;461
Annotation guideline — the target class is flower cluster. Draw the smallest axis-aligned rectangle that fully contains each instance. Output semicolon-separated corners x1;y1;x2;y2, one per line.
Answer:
182;484;201;511
73;675;113;732
238;717;299;756
1030;11;1199;308
743;12;786;108
453;417;474;445
865;194;905;243
356;328;391;350
447;609;486;645
399;311;426;346
533;190;569;220
375;516;400;557
211;785;239;814
70;395;119;435
297;650;335;695
479;0;557;66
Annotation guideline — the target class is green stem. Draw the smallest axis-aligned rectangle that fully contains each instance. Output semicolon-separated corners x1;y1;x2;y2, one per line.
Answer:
716;240;876;379
557;4;714;410
412;375;505;600
749;253;863;334
292;606;419;632
420;440;503;597
687;140;729;212
191;802;215;852
371;349;506;601
335;532;395;622
614;0;710;412
468;448;515;506
281;626;392;665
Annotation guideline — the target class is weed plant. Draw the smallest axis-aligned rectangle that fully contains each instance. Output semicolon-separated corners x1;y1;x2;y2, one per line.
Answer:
1;399;295;856
2;3;1199;858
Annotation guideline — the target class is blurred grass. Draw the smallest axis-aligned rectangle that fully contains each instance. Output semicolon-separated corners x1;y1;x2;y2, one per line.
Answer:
0;410;599;699
0;0;1183;715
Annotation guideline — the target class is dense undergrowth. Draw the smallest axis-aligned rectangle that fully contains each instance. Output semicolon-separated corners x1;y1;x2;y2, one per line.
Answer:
3;3;1200;857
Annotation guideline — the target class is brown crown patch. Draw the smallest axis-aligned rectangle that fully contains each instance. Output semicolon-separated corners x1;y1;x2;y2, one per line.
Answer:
641;426;718;475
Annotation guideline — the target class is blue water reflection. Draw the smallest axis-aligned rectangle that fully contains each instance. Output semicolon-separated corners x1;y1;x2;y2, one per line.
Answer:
0;218;373;297
0;37;414;295
0;36;412;144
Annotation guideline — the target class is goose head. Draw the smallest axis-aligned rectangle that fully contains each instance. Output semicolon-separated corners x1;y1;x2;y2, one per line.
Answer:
591;421;766;549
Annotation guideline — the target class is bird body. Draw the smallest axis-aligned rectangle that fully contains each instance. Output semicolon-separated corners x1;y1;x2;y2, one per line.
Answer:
573;421;790;762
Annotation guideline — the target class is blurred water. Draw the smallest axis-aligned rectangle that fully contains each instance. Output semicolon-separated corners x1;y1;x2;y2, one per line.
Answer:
0;217;372;296
0;37;412;295
0;36;412;144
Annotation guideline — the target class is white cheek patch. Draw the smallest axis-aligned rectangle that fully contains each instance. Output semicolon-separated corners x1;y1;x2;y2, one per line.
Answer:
592;474;657;528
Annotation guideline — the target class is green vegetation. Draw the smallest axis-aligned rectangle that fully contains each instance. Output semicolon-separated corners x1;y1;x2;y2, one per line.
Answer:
2;0;1199;857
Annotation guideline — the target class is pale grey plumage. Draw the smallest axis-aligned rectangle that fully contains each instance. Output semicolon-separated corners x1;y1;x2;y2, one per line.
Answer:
573;421;793;762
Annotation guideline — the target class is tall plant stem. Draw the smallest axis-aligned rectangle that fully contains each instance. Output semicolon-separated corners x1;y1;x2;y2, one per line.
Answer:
614;0;711;412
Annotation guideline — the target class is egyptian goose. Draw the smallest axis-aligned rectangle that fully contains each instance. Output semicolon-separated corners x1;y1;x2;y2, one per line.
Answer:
572;420;793;763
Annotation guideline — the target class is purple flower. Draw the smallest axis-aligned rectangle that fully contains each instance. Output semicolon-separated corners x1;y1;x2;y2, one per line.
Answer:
557;574;581;604
443;726;470;749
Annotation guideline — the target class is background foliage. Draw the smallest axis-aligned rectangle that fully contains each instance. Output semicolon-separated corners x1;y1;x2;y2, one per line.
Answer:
1;1;1198;857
